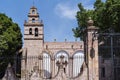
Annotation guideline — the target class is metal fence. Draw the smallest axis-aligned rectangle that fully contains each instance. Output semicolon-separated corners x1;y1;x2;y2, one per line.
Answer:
0;54;84;80
98;33;120;80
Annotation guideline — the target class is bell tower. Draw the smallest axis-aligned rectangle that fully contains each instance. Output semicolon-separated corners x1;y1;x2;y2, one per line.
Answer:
24;6;44;56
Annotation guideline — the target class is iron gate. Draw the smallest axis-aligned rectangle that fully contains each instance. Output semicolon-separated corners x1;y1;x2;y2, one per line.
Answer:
98;33;120;80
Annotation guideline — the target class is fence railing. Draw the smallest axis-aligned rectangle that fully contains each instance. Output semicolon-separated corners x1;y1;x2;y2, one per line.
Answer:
0;55;84;80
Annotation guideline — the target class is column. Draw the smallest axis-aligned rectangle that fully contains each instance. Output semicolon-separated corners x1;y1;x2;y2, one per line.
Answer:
84;17;99;80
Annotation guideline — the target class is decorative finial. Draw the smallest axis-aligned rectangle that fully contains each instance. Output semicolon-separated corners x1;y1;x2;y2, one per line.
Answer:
75;38;77;42
87;17;94;26
54;39;56;42
65;39;67;42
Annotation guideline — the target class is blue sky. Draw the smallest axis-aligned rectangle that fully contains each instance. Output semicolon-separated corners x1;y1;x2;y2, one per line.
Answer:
0;0;97;42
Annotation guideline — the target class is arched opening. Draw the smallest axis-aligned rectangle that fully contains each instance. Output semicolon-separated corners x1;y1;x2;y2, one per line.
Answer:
43;52;51;78
32;18;35;23
73;51;84;77
55;51;69;61
32;10;35;14
35;28;38;37
29;28;32;35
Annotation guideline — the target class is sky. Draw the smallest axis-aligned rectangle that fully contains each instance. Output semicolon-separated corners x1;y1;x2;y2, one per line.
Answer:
0;0;98;42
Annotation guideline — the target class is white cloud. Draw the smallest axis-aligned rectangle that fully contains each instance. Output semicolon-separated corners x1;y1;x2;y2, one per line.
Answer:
55;3;78;20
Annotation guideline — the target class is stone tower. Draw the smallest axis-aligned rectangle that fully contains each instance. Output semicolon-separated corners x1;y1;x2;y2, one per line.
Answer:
24;6;44;56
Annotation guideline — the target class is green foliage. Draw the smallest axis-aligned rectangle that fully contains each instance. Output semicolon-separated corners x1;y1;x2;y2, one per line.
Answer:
72;3;94;39
0;13;22;78
73;0;120;39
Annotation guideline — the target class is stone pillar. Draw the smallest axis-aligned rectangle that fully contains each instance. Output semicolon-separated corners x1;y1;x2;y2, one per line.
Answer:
84;17;99;80
21;48;27;80
69;56;73;78
51;57;55;78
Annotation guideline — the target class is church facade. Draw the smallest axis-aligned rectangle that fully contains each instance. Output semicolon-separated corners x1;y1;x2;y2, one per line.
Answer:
21;6;87;80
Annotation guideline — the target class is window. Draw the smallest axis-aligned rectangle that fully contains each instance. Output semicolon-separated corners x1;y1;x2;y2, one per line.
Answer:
35;28;38;36
32;10;35;14
32;18;35;23
101;67;105;78
29;28;32;34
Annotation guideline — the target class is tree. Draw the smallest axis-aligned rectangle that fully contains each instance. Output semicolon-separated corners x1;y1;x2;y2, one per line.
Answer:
73;0;120;39
0;13;22;78
73;0;120;58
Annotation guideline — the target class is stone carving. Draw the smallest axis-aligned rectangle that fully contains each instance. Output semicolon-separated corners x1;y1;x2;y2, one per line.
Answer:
30;62;41;80
54;55;68;80
2;63;16;80
30;71;40;80
56;55;68;71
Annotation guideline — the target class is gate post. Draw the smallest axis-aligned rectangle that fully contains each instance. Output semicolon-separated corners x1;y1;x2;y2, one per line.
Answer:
84;17;99;80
